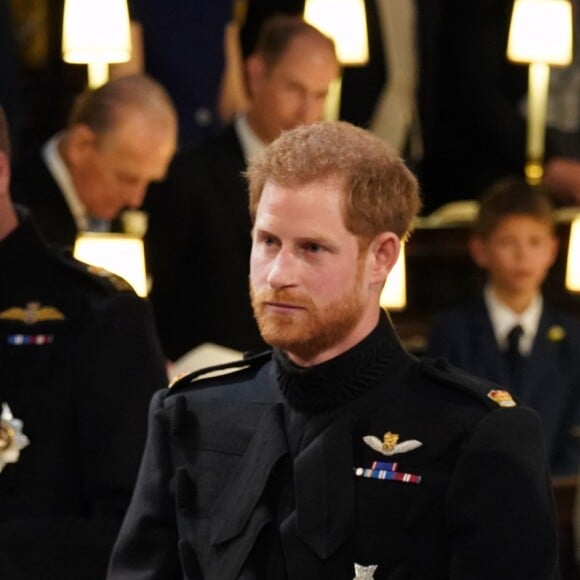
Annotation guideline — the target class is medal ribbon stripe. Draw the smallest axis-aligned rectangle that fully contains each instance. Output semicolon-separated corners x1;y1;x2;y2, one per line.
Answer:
355;465;422;484
7;334;54;345
371;461;398;471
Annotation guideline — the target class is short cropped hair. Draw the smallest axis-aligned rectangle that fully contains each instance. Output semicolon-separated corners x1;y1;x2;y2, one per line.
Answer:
247;121;421;241
474;176;555;238
67;74;176;136
0;105;10;160
254;14;337;72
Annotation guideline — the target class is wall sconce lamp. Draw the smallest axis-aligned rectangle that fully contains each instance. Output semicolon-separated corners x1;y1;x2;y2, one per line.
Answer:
566;215;580;292
304;0;369;120
62;0;132;88
73;233;148;297
507;0;573;184
380;244;407;311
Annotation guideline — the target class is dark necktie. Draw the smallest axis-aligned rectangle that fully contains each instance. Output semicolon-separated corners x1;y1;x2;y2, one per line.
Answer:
505;324;524;392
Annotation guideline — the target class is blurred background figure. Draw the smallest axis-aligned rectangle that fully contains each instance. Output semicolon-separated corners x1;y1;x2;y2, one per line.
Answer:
144;14;339;362
427;177;580;477
0;104;169;579
111;0;236;148
10;74;177;250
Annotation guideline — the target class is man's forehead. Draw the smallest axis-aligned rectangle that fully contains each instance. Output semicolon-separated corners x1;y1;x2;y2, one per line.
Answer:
255;178;351;232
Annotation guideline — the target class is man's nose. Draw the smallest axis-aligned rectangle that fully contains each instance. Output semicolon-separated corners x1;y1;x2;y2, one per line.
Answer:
126;183;148;208
266;248;298;289
297;95;325;126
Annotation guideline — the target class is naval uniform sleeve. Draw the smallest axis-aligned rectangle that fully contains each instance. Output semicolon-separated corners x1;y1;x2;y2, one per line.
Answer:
75;291;168;518
107;389;182;579
447;406;559;579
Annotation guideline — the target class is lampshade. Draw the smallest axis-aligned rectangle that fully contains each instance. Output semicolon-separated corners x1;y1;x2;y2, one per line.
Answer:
566;215;580;292
304;0;369;65
73;232;148;297
507;0;573;65
62;0;131;87
379;245;407;310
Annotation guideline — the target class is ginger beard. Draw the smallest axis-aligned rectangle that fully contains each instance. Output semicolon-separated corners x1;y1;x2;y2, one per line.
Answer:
250;256;367;361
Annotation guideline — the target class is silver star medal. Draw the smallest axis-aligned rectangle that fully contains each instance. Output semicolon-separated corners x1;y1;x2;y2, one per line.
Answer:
0;403;30;473
354;563;378;579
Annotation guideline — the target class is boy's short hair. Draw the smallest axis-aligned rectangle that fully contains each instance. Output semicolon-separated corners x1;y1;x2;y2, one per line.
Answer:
473;176;555;238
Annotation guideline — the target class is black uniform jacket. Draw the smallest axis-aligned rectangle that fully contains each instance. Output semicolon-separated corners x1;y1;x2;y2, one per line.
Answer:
109;314;559;579
0;210;169;580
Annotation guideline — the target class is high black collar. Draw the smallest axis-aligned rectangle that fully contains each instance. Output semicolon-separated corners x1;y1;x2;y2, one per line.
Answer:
273;311;407;413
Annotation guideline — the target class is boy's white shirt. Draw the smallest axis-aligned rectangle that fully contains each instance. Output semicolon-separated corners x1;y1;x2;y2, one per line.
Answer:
484;284;543;355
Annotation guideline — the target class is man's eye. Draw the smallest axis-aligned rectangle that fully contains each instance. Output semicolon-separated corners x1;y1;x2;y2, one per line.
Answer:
304;242;321;253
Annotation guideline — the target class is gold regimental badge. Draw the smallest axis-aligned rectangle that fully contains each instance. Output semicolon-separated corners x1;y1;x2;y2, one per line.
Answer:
487;389;516;408
382;431;400;452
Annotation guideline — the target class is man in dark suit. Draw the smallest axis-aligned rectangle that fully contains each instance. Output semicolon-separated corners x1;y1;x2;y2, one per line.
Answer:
109;121;558;579
0;105;170;579
427;177;580;476
145;15;339;361
11;74;177;250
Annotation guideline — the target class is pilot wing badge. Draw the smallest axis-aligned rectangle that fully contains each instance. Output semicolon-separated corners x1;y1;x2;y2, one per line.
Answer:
363;431;422;457
0;302;65;324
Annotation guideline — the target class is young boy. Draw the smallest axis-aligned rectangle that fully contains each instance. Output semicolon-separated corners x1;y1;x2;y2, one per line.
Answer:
427;176;580;476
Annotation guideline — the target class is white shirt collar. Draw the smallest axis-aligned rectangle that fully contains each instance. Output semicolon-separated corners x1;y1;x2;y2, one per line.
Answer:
42;134;90;231
484;284;543;355
234;114;268;161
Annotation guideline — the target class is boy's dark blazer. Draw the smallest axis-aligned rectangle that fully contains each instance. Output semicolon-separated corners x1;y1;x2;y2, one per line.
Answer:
427;297;580;475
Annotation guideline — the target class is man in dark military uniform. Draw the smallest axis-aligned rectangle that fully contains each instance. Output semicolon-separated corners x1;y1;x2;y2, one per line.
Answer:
109;121;559;579
0;106;169;579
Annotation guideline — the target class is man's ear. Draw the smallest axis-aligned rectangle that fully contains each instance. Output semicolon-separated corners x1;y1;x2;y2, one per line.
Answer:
369;232;401;285
469;236;488;268
245;54;266;98
65;125;97;166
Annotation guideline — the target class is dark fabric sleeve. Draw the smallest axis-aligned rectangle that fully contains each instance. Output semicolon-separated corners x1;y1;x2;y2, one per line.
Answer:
107;390;182;579
76;292;169;521
0;293;169;580
447;407;559;579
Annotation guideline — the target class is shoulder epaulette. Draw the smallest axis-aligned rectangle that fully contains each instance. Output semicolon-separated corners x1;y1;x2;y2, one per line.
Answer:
50;247;135;295
168;350;272;392
419;356;518;410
